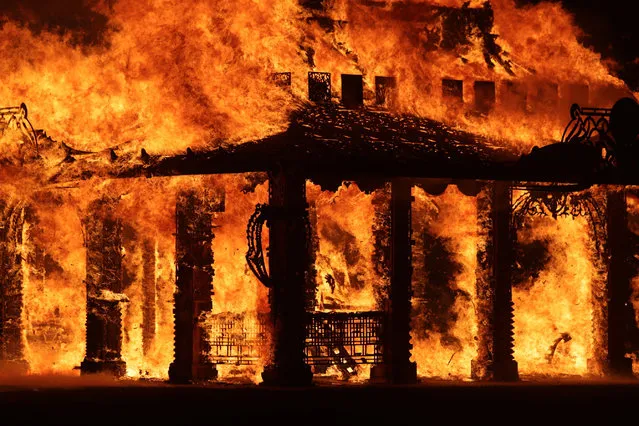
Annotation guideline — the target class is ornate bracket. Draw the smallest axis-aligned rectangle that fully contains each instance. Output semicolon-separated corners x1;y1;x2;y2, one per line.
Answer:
246;202;314;289
561;103;615;167
246;203;272;288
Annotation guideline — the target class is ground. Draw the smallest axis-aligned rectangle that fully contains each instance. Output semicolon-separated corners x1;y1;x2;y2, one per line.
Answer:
0;374;636;425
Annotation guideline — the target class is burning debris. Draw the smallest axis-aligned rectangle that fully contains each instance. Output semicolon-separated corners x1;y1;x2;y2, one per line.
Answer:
545;332;572;364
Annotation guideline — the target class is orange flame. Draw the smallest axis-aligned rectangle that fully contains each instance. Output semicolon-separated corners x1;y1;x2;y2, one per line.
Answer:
0;0;635;383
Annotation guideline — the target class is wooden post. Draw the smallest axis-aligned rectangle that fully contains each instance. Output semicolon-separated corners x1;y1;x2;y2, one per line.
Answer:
168;190;223;383
142;239;156;356
0;200;29;373
603;187;634;377
472;181;518;381
389;178;418;383
371;179;417;383
261;166;313;386
80;196;126;376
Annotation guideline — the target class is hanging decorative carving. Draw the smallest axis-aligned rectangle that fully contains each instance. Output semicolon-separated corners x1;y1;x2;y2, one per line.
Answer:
245;203;313;289
246;203;272;288
512;189;605;255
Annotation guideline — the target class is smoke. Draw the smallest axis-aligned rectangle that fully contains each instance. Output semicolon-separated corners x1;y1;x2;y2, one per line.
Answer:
0;0;114;46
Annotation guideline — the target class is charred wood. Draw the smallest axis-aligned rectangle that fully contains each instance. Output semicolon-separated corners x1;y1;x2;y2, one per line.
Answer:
261;166;313;386
0;199;29;373
601;187;634;377
80;196;126;376
142;239;156;356
472;181;518;381
371;179;417;383
168;190;223;383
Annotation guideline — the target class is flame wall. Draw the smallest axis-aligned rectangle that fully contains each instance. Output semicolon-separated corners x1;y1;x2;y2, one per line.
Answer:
411;184;478;379
0;0;633;157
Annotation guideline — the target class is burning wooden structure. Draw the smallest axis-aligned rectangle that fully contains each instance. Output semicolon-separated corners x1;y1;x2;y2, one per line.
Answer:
1;0;639;387
1;65;638;385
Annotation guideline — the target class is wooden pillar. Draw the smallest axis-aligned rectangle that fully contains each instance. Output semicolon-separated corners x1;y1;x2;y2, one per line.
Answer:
472;181;518;381
168;190;223;383
0;200;29;373
372;179;417;383
306;201;319;312
371;184;392;310
142;239;156;356
261;166;313;386
80;197;126;376
602;187;634;377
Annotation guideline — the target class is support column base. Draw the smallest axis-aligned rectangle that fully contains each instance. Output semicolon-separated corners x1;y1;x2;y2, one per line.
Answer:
369;362;418;384
260;363;313;387
80;359;126;377
471;359;519;381
603;358;634;379
0;359;29;375
168;362;218;384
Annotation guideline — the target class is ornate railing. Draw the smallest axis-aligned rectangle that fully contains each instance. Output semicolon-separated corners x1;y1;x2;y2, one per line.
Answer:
304;311;384;367
561;103;615;167
207;311;385;370
209;312;270;365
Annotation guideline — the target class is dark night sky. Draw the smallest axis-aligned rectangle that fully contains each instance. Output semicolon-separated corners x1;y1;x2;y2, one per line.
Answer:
519;0;639;90
0;0;637;89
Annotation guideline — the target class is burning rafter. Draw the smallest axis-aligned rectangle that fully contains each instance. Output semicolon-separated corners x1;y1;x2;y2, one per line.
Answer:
28;99;639;187
38;103;517;184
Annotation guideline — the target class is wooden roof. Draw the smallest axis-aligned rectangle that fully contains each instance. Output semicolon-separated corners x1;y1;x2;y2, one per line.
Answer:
40;103;639;187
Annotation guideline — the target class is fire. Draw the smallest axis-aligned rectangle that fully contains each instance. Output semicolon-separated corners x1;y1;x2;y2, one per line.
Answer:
511;189;599;377
0;0;636;384
207;174;270;383
21;194;86;375
0;0;632;156
307;182;379;312
411;184;478;380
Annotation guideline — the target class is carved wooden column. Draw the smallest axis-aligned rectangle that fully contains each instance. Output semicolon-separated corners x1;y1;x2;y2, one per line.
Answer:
261;166;313;386
372;179;417;383
142;239;156;356
168;190;223;383
472;181;518;381
80;196;126;376
602;187;634;377
388;178;418;383
0;200;29;373
371;184;392;310
368;184;392;381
